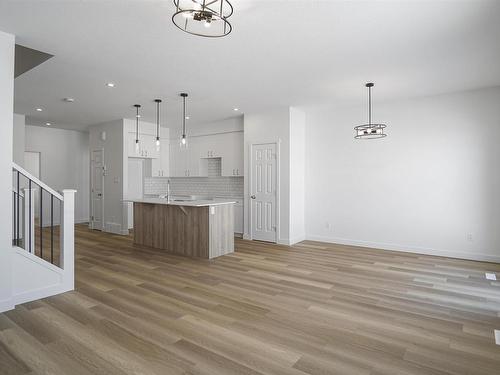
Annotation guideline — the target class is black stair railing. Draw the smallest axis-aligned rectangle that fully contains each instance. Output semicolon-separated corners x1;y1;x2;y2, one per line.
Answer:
12;165;63;268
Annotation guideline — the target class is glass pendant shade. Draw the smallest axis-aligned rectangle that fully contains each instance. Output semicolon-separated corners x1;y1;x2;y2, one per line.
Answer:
155;99;162;151
172;0;233;37
179;93;189;150
179;134;188;149
354;83;387;140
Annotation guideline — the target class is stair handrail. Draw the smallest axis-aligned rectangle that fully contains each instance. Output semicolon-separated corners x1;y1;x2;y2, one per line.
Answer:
12;162;63;201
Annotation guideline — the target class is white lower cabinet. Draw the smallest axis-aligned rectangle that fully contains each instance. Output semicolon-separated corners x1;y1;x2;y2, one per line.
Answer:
215;197;243;234
234;202;243;234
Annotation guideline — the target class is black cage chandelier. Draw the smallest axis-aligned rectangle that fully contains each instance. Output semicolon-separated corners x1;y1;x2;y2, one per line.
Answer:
354;83;387;140
172;0;233;37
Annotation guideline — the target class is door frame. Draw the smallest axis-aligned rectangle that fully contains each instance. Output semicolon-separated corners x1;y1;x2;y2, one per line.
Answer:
248;141;280;243
90;149;105;231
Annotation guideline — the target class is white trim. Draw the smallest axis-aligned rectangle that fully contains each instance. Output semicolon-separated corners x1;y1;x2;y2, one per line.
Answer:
13;284;72;306
306;234;500;263
0;299;14;313
14;246;64;274
248;141;280;244
90;149;105;231
289;235;307;246
12;162;63;200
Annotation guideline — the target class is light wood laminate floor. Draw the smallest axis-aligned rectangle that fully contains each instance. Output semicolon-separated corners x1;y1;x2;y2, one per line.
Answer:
1;225;500;375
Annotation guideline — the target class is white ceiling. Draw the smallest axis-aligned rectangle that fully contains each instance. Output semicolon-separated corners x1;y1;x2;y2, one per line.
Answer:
0;0;499;131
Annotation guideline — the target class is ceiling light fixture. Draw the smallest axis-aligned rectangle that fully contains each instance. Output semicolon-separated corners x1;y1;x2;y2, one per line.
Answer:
63;97;75;103
233;108;239;111
172;0;233;38
134;104;141;154
185;116;190;120
180;93;189;150
45;122;51;126
36;108;43;112
155;99;162;151
354;83;387;140
106;82;115;88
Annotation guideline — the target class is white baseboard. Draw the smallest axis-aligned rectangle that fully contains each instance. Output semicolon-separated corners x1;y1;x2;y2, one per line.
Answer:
0;298;14;313
104;222;124;235
13;284;73;306
306;234;500;263
289;235;307;246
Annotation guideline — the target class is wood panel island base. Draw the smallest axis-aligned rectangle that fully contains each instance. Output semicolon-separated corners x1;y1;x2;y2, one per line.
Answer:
131;199;235;259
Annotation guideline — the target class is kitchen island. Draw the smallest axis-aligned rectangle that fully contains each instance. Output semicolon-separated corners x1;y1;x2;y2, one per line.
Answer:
127;198;235;259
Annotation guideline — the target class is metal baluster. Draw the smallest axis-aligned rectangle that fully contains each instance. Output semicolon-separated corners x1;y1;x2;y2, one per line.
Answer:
51;194;54;264
16;171;19;247
13;191;15;245
40;186;43;259
29;179;32;253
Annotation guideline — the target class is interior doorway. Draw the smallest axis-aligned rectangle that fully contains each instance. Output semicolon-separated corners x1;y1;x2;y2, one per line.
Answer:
250;142;278;243
90;149;104;231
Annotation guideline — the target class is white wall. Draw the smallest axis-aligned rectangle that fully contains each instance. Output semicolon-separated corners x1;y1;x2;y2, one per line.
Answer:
304;86;500;262
244;107;291;243
0;30;14;312
25;125;90;224
89;119;126;234
289;107;306;244
13;113;25;166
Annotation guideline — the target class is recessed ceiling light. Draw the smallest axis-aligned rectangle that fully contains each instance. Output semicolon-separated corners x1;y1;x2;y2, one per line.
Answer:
106;82;115;88
185;116;190;120
233;108;239;111
45;122;51;126
63;97;75;103
35;108;43;112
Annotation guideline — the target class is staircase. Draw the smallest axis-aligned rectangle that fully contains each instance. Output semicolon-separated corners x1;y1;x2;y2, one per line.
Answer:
10;162;76;306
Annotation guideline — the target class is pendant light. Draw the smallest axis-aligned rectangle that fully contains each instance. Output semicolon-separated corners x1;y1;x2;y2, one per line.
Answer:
354;83;387;140
179;93;188;150
172;0;233;38
154;99;162;151
134;104;141;153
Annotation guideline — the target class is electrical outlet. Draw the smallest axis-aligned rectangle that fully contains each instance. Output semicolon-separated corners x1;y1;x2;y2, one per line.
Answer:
326;222;332;231
467;233;473;242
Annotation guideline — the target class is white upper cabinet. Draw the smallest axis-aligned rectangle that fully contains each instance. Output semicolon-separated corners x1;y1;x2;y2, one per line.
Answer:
151;138;170;177
220;132;243;176
168;131;243;178
127;132;160;159
169;139;192;177
198;134;223;158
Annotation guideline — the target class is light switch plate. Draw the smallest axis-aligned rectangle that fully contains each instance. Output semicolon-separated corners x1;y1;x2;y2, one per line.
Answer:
210;206;215;215
495;330;500;345
486;273;497;281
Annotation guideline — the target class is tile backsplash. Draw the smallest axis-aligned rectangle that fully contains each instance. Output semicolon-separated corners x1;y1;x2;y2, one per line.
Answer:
144;176;244;198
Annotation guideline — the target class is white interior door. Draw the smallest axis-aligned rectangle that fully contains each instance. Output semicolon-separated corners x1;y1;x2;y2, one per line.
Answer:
91;150;104;231
251;143;277;242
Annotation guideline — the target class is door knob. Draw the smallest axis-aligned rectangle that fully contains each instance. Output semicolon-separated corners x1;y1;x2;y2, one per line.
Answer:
250;195;256;199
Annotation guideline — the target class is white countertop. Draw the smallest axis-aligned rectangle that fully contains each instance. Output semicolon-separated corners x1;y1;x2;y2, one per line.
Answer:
125;198;236;207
